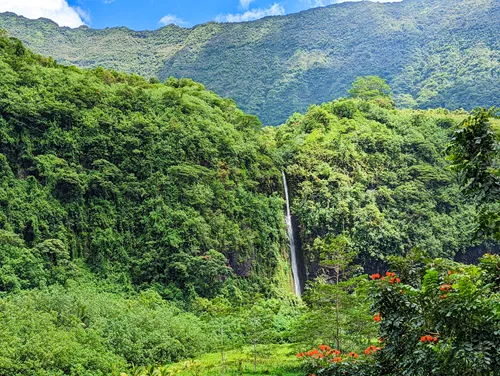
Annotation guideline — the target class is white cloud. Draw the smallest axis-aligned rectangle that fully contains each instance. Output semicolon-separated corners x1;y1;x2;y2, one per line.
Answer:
75;6;91;24
159;14;189;27
0;0;86;28
239;0;255;9
216;3;285;23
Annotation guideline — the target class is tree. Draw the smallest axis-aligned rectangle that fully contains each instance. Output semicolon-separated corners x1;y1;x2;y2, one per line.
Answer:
447;107;500;239
298;235;373;351
243;304;275;372
348;76;392;101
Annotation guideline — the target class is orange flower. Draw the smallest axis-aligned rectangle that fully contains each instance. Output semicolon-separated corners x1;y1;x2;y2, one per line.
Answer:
420;335;437;343
296;353;304;358
439;284;452;291
371;273;381;280
395;278;401;283
333;357;342;363
386;271;396;277
373;313;381;322
440;294;448;299
348;351;359;358
364;348;371;355
318;345;330;351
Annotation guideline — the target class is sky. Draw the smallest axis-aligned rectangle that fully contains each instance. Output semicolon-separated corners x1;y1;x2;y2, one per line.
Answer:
0;0;401;30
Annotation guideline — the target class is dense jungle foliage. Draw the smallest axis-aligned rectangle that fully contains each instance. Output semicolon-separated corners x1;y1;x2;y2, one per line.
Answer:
298;252;500;376
273;95;498;278
0;0;498;124
0;35;499;375
0;31;294;300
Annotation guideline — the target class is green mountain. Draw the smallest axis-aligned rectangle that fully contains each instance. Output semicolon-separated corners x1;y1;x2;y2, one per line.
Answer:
0;0;498;125
1;29;499;376
0;33;289;300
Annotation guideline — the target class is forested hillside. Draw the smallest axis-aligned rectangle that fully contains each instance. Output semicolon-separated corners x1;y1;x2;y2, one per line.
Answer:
0;34;498;375
273;92;498;278
0;0;498;125
0;32;289;299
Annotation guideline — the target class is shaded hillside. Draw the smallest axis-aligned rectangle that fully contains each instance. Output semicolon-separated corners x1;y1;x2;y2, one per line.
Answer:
0;0;498;125
0;33;288;298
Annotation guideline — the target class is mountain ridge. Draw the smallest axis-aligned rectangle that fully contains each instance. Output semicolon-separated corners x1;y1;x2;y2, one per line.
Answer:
0;0;498;124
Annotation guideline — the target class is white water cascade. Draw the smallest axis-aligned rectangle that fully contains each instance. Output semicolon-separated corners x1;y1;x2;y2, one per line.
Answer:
282;171;302;297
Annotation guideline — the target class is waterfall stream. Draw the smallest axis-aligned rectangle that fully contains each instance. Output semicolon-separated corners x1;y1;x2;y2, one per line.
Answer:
282;171;303;296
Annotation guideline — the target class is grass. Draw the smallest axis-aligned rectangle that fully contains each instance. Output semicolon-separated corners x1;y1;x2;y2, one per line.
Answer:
162;344;303;376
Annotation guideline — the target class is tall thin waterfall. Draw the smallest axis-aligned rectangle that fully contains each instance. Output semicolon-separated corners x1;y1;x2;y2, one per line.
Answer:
282;171;302;296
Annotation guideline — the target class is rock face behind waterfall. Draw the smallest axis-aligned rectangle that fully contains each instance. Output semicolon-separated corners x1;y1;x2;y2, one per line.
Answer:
282;171;306;296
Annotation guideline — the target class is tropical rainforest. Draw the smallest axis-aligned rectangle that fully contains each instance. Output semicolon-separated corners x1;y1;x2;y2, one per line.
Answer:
0;19;499;376
0;0;498;125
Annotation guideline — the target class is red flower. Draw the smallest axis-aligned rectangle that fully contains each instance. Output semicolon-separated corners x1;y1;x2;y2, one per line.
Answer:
364;345;378;355
420;335;438;343
440;294;448;299
439;284;452;291
371;273;381;280
386;271;396;277
396;278;401;283
373;313;381;322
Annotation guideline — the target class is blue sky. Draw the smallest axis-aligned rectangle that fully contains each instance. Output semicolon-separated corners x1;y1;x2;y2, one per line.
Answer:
0;0;400;30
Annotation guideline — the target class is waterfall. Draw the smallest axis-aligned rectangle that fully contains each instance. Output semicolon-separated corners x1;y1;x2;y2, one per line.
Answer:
282;171;303;296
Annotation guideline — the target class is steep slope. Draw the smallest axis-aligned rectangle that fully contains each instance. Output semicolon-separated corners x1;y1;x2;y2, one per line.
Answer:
0;0;498;125
273;98;498;276
0;34;288;298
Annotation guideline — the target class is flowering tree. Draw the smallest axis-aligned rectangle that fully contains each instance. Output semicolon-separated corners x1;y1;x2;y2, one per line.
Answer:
298;253;500;376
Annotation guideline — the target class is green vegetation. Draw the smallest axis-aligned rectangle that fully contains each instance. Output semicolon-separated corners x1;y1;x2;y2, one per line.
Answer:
298;252;500;376
0;32;288;300
447;107;500;239
141;344;302;376
0;34;499;376
0;0;498;124
273;94;496;276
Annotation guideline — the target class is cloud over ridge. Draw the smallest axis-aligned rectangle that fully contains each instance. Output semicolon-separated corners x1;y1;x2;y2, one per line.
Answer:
0;0;86;27
216;3;285;23
159;14;189;27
